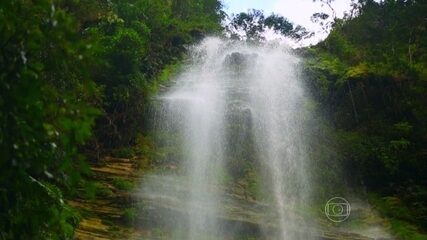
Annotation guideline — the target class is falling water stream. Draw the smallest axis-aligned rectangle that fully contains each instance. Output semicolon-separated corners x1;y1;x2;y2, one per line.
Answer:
142;38;314;239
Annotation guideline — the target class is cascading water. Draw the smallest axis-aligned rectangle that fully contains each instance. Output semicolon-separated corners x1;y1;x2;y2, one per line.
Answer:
166;38;227;239
141;38;315;239
248;41;312;239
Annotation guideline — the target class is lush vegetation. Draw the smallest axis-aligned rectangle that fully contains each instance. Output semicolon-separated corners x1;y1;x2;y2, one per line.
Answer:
304;0;427;238
0;1;100;238
1;0;426;239
0;0;223;239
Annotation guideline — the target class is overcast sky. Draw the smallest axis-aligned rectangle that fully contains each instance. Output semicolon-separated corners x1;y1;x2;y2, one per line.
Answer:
223;0;354;46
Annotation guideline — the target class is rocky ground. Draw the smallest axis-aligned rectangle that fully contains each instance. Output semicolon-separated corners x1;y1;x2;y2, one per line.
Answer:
68;157;143;240
69;156;393;240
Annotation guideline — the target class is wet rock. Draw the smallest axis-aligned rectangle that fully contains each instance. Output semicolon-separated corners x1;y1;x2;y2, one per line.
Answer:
224;52;258;68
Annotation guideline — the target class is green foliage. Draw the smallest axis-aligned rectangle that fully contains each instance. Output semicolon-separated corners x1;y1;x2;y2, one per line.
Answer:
111;178;135;191
96;185;114;198
86;0;223;148
0;0;99;238
111;147;135;158
85;181;114;198
122;207;138;223
371;194;427;239
1;0;223;238
305;0;427;180
303;0;427;233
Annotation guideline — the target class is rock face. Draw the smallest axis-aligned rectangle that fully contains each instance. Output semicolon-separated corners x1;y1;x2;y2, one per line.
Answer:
69;157;144;240
224;52;259;70
69;157;393;240
135;174;390;240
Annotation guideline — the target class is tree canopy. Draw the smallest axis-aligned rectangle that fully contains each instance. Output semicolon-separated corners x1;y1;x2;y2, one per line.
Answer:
226;9;313;42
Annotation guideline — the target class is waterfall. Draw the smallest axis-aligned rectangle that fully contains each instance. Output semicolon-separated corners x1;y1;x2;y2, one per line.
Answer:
141;37;314;239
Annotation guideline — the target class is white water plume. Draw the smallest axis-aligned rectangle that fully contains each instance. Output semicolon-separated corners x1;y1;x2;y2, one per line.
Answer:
142;37;315;239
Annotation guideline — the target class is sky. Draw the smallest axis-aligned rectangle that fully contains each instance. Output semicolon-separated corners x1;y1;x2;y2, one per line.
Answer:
222;0;354;46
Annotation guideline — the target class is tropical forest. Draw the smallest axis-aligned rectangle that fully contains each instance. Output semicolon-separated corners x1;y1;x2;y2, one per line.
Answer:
0;0;426;239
